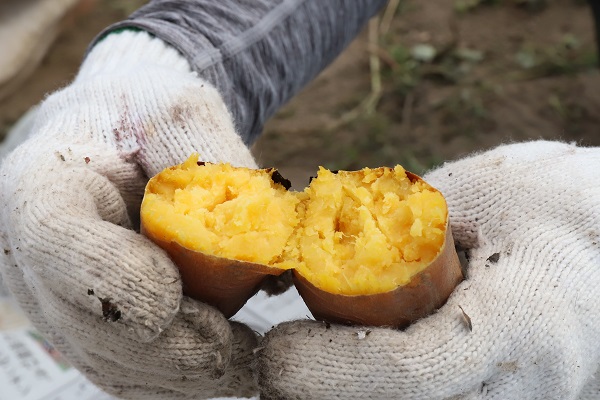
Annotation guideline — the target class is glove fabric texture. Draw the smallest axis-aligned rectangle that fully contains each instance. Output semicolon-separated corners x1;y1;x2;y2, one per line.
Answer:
258;141;600;400
0;30;258;399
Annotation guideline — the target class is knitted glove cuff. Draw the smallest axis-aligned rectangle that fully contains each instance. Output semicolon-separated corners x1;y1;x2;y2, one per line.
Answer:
77;29;194;81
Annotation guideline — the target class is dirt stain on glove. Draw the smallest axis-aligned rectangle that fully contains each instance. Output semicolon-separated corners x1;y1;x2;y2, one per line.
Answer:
88;291;122;322
485;252;500;267
100;298;122;322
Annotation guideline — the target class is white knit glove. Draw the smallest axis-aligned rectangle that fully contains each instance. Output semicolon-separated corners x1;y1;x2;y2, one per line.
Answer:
0;30;258;399
258;141;600;400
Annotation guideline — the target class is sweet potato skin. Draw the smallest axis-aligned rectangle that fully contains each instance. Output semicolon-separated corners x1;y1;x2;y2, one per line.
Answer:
141;223;286;318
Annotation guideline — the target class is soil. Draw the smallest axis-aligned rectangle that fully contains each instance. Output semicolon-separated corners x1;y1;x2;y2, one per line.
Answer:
1;0;598;189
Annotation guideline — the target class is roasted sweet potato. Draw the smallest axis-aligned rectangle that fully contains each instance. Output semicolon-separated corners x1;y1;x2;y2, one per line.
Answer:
141;156;462;326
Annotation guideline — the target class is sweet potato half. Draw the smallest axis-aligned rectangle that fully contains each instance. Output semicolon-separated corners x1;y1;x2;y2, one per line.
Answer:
291;167;463;327
140;154;299;317
141;155;463;326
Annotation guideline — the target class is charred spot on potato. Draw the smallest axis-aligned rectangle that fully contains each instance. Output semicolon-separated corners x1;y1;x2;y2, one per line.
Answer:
269;170;292;190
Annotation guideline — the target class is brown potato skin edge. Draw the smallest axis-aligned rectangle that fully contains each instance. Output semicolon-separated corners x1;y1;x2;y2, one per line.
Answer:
141;224;286;318
293;225;463;329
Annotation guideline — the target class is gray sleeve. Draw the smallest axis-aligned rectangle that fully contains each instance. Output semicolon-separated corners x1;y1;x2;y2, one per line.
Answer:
89;0;387;145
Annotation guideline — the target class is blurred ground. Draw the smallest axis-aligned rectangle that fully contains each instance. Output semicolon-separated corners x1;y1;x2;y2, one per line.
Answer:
1;0;599;189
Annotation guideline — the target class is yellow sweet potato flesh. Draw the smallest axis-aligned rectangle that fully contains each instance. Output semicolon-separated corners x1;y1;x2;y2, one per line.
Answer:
141;154;300;266
142;156;447;296
291;166;447;295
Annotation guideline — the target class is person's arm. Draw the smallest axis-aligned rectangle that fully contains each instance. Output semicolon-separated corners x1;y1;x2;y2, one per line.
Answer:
90;0;387;145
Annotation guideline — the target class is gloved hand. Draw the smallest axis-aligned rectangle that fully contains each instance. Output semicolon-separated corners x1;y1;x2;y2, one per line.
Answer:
257;141;600;400
0;30;258;399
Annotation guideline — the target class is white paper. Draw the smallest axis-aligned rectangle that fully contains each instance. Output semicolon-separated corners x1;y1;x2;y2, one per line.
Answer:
0;325;114;400
232;286;313;335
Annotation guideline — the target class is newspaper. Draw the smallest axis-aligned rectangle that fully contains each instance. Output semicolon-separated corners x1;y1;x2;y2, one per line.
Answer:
0;286;311;400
